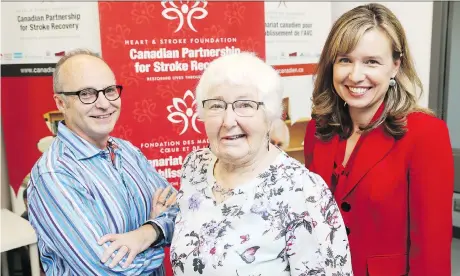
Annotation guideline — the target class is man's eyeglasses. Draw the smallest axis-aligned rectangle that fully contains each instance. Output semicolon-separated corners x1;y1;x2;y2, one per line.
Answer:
202;99;264;117
56;85;122;105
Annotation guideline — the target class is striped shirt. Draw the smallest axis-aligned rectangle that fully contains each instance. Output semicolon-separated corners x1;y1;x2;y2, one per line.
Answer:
27;122;178;276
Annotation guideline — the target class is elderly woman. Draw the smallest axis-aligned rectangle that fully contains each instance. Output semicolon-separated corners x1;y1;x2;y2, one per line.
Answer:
170;52;353;276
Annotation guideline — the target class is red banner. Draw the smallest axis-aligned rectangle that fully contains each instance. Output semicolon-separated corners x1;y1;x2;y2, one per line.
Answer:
98;2;265;274
1;76;58;195
98;1;265;188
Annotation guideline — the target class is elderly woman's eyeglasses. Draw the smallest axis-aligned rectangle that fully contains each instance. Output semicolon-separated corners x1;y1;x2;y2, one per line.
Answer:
202;99;264;117
55;85;122;105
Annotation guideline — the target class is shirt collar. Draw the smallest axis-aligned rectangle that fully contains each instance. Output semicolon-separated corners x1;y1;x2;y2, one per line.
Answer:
57;121;118;160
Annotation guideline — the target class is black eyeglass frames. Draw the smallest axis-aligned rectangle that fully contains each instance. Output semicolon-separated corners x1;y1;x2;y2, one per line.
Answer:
55;85;122;104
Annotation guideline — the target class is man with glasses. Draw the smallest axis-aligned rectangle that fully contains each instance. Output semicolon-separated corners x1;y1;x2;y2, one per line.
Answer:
27;49;178;275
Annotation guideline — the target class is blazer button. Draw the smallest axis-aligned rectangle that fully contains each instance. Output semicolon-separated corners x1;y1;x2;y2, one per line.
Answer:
341;202;351;212
346;226;351;235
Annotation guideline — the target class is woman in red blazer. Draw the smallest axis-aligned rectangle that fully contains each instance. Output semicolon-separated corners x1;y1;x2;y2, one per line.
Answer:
303;3;454;276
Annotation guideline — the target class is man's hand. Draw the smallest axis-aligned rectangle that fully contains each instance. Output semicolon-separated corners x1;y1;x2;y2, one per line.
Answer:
98;225;157;269
150;186;177;219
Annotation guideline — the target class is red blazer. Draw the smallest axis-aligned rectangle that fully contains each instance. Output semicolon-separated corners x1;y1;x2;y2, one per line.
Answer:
303;112;454;276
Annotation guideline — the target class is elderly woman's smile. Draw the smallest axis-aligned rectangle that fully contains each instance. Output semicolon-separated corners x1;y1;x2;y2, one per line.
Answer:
220;133;246;141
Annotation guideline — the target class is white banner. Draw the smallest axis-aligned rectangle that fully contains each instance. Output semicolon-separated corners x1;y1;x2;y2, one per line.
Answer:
265;1;331;124
1;2;101;65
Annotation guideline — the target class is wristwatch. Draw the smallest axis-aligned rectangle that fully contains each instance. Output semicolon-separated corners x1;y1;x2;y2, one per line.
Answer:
143;221;165;247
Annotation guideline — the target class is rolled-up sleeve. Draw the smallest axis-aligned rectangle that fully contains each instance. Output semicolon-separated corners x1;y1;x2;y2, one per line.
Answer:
286;172;353;275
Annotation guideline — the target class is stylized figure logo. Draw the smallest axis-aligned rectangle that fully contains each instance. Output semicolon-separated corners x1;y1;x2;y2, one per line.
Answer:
161;0;208;33
167;90;202;135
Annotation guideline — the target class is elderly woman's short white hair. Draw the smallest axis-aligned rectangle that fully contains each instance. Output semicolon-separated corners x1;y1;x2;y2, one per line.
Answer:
195;52;283;122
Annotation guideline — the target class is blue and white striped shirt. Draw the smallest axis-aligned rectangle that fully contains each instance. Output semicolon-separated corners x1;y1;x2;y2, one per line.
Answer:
28;122;178;276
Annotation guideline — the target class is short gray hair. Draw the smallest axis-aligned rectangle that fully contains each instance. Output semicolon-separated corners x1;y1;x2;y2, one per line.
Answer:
195;52;284;122
53;48;102;93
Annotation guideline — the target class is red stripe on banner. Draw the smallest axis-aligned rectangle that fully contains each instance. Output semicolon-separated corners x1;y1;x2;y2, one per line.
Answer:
272;63;317;77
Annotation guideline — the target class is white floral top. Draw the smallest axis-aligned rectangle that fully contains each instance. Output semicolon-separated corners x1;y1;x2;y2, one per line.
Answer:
170;148;353;276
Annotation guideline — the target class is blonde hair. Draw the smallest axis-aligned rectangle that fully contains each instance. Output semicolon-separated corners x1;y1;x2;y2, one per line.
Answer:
312;3;433;141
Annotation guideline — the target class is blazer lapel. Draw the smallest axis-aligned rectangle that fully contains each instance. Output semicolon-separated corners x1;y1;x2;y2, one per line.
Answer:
313;135;339;190
336;125;395;200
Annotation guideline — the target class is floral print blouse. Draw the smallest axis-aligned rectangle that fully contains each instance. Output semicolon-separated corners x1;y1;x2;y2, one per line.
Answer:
170;148;353;276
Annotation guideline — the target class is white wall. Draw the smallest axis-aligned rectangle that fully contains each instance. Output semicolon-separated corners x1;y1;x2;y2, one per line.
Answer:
446;2;460;229
445;2;460;149
331;2;433;108
454;194;460;229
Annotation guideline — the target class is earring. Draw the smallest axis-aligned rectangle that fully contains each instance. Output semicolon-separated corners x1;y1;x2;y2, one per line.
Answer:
266;133;270;151
344;101;347;107
389;78;396;87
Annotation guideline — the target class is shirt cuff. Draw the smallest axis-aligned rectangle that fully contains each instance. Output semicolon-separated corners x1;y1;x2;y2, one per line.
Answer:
144;219;168;247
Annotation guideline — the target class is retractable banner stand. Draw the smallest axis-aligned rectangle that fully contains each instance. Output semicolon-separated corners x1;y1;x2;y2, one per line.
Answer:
98;2;265;274
264;2;331;162
98;1;265;189
265;2;331;123
1;2;102;194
